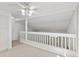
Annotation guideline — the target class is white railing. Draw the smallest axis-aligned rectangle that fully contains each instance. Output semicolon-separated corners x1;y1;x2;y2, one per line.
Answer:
20;31;76;56
27;32;76;51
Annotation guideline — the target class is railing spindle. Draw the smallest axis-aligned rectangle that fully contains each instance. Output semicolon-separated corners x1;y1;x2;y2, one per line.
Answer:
73;38;74;51
45;35;46;44
69;37;71;50
65;37;67;49
42;35;44;44
47;35;49;45
61;37;63;48
58;36;59;47
52;37;53;46
55;36;57;47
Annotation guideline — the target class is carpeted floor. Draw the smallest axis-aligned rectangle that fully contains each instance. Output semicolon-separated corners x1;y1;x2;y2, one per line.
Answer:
0;43;58;57
12;40;20;47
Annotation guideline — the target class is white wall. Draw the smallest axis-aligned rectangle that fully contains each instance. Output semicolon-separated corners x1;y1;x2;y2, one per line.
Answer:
67;10;78;54
28;27;35;32
67;11;76;34
12;20;25;40
0;11;11;51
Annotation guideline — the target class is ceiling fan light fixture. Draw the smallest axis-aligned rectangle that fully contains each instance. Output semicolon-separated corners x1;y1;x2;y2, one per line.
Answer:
28;10;33;16
29;6;35;10
29;13;32;16
21;9;25;16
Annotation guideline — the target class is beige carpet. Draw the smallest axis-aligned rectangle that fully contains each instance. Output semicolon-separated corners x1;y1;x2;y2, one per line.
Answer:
0;44;58;57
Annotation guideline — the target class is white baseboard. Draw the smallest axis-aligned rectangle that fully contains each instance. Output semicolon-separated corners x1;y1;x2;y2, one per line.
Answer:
0;47;8;53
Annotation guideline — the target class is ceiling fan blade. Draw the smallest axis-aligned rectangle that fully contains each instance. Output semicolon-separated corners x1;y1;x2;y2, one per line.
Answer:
30;10;39;15
33;10;39;15
16;2;26;8
28;10;39;16
29;6;38;10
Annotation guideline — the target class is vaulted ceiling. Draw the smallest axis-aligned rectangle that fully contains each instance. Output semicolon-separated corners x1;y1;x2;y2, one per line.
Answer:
0;2;78;33
28;2;78;33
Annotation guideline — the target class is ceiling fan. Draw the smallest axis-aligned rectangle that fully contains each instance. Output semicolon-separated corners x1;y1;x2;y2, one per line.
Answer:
16;2;38;16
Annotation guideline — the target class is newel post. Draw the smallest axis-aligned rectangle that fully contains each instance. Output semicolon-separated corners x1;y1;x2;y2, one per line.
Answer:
75;3;79;56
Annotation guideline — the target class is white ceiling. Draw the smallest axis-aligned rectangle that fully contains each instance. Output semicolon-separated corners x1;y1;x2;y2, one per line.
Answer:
28;2;78;33
0;2;78;33
0;2;25;18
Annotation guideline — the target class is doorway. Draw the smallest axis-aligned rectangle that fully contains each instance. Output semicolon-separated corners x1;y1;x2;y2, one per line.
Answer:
11;20;25;47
